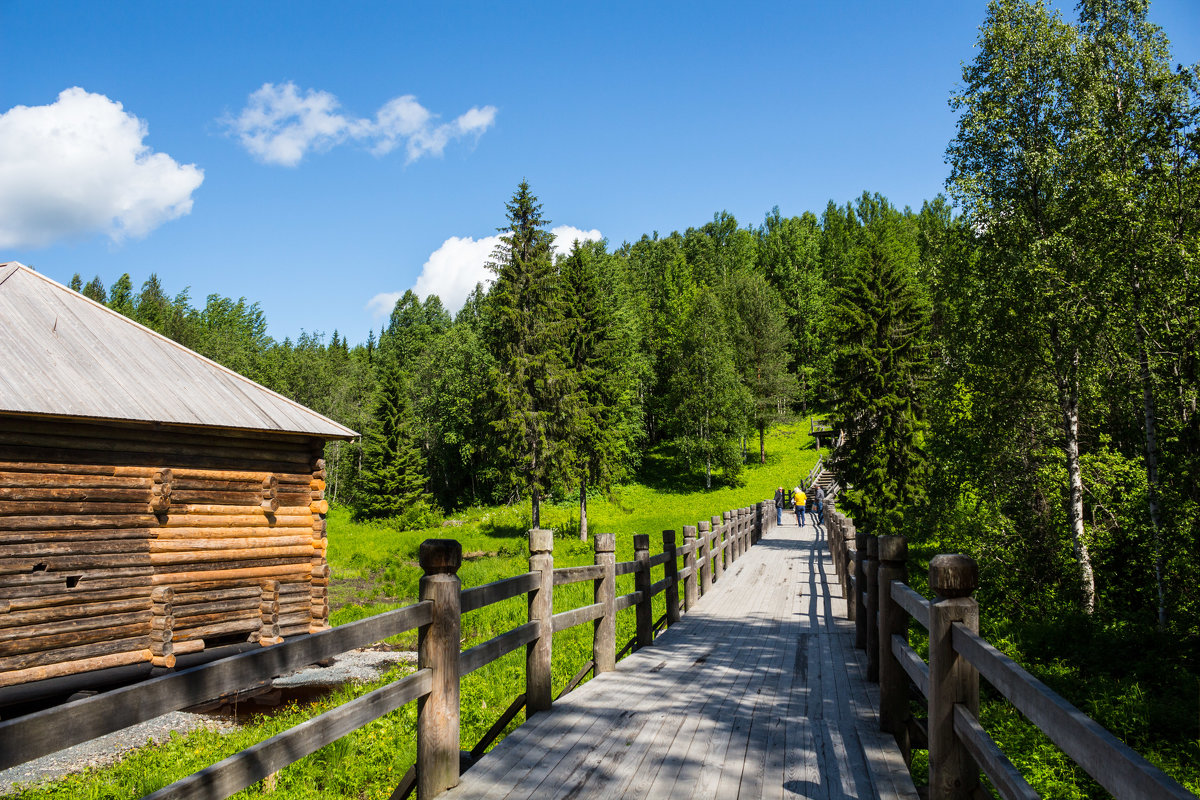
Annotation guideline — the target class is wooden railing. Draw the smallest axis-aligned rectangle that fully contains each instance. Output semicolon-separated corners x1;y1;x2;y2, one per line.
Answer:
825;507;1196;800
0;500;778;800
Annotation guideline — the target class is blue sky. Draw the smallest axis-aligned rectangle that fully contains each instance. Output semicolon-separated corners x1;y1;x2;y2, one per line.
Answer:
2;1;1197;344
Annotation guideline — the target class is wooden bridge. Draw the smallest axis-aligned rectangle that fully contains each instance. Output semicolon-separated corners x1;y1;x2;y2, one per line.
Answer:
0;497;1193;800
439;514;915;799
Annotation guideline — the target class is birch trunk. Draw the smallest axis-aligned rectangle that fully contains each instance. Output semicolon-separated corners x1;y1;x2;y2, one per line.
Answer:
1055;339;1096;614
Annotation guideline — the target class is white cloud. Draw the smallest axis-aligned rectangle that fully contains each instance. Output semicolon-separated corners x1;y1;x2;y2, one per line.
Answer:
227;82;497;167
410;234;502;314
368;225;604;317
549;225;603;259
0;88;204;249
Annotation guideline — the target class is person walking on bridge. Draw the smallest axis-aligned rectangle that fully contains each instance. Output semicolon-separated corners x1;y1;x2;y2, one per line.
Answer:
814;483;826;527
792;485;806;527
774;486;785;525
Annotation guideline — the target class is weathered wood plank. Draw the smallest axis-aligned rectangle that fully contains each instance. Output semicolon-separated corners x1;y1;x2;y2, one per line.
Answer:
459;621;539;676
551;564;604;586
460;572;539;614
550;602;604;633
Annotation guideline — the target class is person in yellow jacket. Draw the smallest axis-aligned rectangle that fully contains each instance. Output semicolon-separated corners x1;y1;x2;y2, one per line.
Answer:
792;485;807;526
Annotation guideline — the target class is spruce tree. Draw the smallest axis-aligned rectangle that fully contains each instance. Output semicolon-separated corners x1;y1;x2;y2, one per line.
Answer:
483;180;571;528
560;240;645;539
354;362;431;521
830;194;931;538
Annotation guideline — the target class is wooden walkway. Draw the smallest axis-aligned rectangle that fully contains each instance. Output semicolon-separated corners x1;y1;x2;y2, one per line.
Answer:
442;517;919;800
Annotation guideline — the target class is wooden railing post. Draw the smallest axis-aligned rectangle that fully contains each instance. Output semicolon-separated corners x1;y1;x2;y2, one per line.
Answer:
682;525;698;611
829;511;842;583
417;539;462;799
527;529;553;715
743;507;752;552
735;508;744;557
633;534;653;648
928;554;980;800
854;529;868;647
731;509;741;561
593;532;616;674
837;510;851;603
843;517;855;622
698;521;712;594
716;513;728;578
878;535;910;756
663;530;681;626
866;534;880;682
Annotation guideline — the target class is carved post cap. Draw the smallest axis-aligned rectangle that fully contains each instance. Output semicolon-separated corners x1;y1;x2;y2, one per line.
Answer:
866;535;879;557
419;539;463;574
723;511;731;521
683;525;697;540
855;531;870;549
878;535;907;562
711;515;721;526
633;533;650;550
593;532;615;553
528;529;554;554
929;554;979;598
662;529;676;545
699;521;711;532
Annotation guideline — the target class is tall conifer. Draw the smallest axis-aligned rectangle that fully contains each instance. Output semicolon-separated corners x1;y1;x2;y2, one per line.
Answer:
830;194;931;537
483;180;570;527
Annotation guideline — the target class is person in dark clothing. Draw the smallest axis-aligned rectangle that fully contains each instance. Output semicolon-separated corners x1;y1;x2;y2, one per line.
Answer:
814;484;826;526
773;486;785;525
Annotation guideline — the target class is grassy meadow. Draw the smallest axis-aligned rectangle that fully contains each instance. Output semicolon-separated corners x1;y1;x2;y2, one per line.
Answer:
9;424;821;800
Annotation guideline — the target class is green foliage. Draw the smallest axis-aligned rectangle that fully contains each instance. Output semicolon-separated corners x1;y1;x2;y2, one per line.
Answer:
756;207;830;407
558;241;646;516
662;289;752;489
353;362;432;521
830;193;931;537
482;180;572;526
723;269;797;463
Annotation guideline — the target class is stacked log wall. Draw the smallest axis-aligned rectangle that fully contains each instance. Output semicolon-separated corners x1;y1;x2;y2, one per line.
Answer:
0;416;329;689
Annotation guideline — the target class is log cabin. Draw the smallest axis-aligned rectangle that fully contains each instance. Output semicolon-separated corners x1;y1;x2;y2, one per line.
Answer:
0;262;356;701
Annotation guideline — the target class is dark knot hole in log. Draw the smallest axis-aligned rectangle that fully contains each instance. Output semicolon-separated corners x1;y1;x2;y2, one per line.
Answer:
66;575;81;588
31;563;47;572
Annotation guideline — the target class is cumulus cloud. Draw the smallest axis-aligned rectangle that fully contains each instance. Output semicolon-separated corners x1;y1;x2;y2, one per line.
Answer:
228;82;497;167
367;225;604;317
549;226;604;258
0;88;204;249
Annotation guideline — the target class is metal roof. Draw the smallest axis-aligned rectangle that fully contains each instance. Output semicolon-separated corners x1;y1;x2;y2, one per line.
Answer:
0;262;356;439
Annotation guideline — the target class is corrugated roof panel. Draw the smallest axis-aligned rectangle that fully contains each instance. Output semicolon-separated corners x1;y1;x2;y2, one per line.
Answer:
0;263;356;438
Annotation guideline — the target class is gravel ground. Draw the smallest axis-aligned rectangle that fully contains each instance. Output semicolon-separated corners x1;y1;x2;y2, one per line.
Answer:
0;647;416;796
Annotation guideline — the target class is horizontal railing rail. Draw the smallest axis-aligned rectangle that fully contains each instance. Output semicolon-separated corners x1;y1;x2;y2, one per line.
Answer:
0;497;780;800
824;505;1196;800
0;599;434;770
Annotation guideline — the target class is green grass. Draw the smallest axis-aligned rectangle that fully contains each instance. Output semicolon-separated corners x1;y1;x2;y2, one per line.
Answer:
7;425;820;800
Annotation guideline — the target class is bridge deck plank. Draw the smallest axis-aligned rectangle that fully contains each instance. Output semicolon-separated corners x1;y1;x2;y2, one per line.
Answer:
440;519;918;800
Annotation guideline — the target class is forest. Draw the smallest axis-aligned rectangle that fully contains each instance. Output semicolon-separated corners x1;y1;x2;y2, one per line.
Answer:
54;0;1197;788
